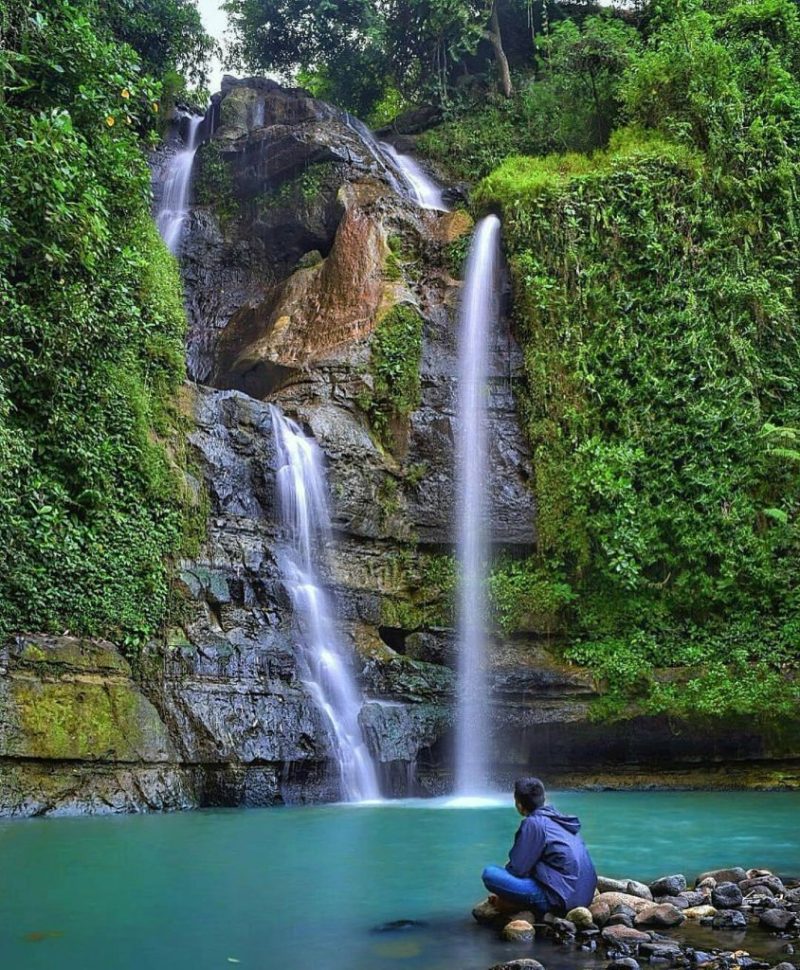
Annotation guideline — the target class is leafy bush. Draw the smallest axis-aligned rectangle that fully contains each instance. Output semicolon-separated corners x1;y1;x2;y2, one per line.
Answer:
0;0;199;647
360;305;424;447
418;13;640;182
477;0;800;718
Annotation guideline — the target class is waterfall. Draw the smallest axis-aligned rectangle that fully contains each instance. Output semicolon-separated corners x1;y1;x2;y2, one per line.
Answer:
454;215;502;796
270;405;381;802
378;142;449;212
343;112;405;197
156;114;204;255
342;112;447;211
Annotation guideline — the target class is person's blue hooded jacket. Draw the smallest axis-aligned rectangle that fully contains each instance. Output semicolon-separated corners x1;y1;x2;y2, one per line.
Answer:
506;805;597;911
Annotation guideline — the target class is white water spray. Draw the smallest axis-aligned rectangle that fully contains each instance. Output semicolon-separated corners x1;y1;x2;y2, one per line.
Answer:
454;215;502;796
156;114;203;255
378;142;449;211
270;405;381;802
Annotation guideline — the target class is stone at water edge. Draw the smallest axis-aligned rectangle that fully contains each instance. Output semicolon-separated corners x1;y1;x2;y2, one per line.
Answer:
770;963;796;970
606;914;635;928
566;906;595;930
679;890;709;907
759;909;797;932
684;905;717;919
633;903;686;928
488;960;546;970
697;868;748;886
741;876;786;896
638;941;683;961
502;920;535;943
606;959;640;970
712;882;745;909
649;875;688;896
592;892;653;926
596;877;653;901
712;910;748;930
601;924;652;945
655;894;691;909
473;898;505;924
551;918;577;937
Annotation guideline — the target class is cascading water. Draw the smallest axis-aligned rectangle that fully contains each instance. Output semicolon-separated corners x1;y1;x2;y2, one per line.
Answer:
343;112;405;197
378;142;449;212
454;215;502;797
342;112;447;212
270;405;381;802
156;114;204;254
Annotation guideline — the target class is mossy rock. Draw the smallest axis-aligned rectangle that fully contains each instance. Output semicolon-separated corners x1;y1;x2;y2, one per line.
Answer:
4;677;173;762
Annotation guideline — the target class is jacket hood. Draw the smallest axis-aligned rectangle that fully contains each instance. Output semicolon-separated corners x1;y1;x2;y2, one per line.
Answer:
536;804;581;833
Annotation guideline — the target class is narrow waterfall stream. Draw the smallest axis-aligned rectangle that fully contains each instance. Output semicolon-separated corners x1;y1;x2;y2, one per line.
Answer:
378;142;449;211
454;215;502;797
270;405;381;802
156;113;204;254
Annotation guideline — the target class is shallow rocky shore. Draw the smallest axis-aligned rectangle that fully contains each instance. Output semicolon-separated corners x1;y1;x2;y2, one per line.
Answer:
474;867;800;970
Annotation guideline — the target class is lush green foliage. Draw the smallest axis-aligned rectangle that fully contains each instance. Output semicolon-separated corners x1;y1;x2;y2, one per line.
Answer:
0;0;199;647
359;305;424;448
97;0;216;87
488;558;575;634
477;0;800;717
223;0;538;116
418;14;641;181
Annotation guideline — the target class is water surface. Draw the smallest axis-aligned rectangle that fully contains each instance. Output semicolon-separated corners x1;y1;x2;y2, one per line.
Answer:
1;791;798;970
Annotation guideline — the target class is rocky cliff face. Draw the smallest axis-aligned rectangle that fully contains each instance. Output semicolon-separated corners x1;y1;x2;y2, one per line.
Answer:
2;78;798;816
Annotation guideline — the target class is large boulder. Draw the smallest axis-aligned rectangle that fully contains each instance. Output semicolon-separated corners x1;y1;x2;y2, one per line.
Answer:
712;882;744;909
597;877;653;901
759;910;796;933
697;867;748;885
633;904;686;928
649;875;687;897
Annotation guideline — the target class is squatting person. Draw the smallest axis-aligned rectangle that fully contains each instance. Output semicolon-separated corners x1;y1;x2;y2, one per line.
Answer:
482;776;597;915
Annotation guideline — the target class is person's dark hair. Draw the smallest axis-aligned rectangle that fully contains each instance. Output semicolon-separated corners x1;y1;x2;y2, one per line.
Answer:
514;776;546;812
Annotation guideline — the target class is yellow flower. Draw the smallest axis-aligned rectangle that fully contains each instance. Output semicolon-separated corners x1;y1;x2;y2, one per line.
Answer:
126;115;133;125
151;101;159;112
105;115;115;127
121;88;130;99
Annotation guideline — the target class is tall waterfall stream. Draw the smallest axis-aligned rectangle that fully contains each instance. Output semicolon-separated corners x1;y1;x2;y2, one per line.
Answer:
454;215;502;797
155;113;204;255
270;406;381;802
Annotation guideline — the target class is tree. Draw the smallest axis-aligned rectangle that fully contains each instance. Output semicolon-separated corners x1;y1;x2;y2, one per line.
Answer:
97;0;216;86
224;0;380;79
540;15;641;146
223;0;524;113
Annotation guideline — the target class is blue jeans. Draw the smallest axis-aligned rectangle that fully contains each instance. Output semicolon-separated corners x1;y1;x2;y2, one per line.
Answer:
482;864;552;911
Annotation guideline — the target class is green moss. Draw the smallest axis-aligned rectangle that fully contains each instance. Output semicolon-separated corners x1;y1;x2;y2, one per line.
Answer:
380;596;424;630
488;558;575;634
10;679;164;761
194;141;239;231
378;552;456;631
258;163;335;212
360;304;424;448
474;129;701;211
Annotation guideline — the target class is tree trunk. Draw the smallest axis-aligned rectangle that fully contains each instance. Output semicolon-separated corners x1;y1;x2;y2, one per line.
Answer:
486;2;513;98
